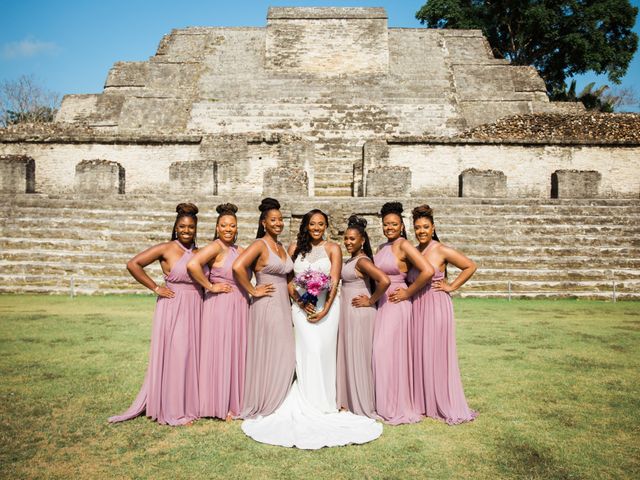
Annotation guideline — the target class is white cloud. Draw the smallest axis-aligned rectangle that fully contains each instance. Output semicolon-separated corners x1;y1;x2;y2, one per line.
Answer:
1;38;60;60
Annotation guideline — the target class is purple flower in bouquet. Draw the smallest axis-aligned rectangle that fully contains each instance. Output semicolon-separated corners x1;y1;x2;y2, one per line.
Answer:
294;269;332;306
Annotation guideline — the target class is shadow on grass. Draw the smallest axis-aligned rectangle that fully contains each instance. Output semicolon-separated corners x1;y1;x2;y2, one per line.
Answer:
498;431;573;479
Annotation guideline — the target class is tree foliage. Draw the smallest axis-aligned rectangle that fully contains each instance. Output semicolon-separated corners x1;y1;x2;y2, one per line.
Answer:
0;74;60;127
416;0;639;94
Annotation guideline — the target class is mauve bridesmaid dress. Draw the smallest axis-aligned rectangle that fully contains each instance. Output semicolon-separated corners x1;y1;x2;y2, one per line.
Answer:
336;255;378;419
109;240;203;426
240;239;295;418
372;239;420;425
409;240;477;424
199;240;249;419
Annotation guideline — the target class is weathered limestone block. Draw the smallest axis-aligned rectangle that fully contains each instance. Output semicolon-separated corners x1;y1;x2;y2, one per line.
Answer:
363;140;389;168
266;7;389;75
279;138;314;168
0;155;35;193
169;160;217;195
366;166;411;196
263;167;308;196
551;170;601;198
459;168;507;198
200;135;249;194
75;160;125;194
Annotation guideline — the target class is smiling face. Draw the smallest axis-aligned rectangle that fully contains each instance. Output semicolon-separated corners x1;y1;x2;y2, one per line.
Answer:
175;216;197;246
262;209;284;237
307;213;327;242
382;213;403;241
343;228;364;255
216;214;237;244
413;217;435;247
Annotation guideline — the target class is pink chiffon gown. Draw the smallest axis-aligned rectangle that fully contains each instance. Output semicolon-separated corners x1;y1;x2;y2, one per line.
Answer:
240;239;295;418
372;239;420;425
409;240;477;424
109;240;203;426
199;240;249;419
337;256;378;419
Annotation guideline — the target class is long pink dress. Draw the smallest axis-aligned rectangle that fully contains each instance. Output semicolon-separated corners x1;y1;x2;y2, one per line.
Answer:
337;256;378;419
372;239;420;425
109;240;203;426
240;239;295;418
409;240;477;424
199;240;249;419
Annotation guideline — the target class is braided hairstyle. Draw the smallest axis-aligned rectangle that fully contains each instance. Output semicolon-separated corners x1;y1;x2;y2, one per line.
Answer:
346;214;376;293
214;203;238;243
411;204;440;242
256;197;281;239
292;209;329;262
380;201;407;239
171;203;199;246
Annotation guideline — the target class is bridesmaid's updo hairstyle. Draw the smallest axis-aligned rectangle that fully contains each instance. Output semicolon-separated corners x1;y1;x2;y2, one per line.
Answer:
171;202;199;243
256;197;281;238
412;204;440;242
346;215;373;261
293;209;329;261
347;215;376;293
214;203;238;242
380;201;407;239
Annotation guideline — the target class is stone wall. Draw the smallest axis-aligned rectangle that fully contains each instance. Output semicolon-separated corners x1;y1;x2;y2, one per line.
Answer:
1;138;637;198
265;8;389;75
386;143;640;198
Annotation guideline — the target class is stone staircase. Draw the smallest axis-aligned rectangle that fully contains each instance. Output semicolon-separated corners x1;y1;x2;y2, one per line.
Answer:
0;194;638;299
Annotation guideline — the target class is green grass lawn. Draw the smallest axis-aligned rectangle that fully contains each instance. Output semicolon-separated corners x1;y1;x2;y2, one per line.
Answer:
0;295;638;479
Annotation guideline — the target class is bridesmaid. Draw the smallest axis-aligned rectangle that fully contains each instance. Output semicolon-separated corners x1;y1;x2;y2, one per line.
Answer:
232;197;295;418
337;215;389;419
410;204;478;424
109;203;203;426
187;203;249;420
373;202;434;425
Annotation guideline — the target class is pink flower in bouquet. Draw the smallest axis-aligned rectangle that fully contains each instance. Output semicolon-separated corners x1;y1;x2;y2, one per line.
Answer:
294;269;331;301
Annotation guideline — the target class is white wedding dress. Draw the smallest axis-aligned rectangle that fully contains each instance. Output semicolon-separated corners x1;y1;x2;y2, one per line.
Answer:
241;244;383;449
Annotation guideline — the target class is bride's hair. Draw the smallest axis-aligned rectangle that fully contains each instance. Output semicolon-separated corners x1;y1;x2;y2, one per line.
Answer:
293;209;329;262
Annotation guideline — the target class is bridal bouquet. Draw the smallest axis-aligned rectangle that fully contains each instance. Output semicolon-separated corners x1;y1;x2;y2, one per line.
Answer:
294;269;332;306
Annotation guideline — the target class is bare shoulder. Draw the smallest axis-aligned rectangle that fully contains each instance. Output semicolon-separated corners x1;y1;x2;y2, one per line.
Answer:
287;241;297;256
325;241;341;254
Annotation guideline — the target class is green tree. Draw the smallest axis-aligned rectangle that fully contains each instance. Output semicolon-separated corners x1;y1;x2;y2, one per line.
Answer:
0;74;60;127
416;0;638;94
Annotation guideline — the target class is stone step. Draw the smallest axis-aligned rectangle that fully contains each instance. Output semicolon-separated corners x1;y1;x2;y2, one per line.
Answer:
5;205;639;225
2;237;637;257
4;225;636;247
455;291;638;300
3;261;638;283
2;248;640;271
3;194;639;209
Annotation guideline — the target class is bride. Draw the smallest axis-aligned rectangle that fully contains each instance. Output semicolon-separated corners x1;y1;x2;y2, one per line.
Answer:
241;209;383;449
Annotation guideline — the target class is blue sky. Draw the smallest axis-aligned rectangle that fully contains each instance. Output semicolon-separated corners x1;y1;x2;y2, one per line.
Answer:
1;0;638;111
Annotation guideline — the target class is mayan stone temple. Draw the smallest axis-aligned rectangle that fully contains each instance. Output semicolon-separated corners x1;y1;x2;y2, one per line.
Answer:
0;7;639;298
